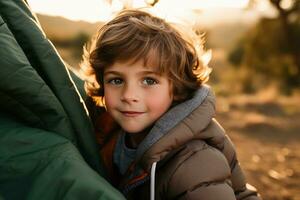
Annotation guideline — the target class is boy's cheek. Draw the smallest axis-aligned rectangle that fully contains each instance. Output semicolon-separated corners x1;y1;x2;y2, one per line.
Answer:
104;93;117;109
146;95;172;113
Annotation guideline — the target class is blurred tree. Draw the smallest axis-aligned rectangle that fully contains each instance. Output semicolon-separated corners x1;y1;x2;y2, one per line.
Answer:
73;32;90;57
74;32;90;48
229;0;300;93
51;32;90;48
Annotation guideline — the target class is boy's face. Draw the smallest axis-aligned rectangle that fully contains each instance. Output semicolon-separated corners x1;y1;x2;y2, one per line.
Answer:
103;59;173;133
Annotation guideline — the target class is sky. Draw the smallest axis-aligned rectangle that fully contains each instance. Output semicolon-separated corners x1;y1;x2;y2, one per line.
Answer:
27;0;253;23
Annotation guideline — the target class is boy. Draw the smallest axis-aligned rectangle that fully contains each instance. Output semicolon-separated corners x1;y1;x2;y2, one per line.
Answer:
81;9;261;200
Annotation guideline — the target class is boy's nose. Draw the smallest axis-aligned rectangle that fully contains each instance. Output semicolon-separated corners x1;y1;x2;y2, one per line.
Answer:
120;84;139;103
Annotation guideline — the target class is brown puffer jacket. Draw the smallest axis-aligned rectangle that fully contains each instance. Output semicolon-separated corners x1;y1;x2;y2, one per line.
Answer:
97;86;262;200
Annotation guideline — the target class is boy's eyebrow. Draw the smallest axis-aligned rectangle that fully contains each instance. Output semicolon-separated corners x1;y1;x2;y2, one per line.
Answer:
103;71;122;76
138;70;160;75
104;70;160;76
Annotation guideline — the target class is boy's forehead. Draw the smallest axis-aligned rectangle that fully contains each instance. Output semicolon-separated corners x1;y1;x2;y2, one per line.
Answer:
108;56;160;72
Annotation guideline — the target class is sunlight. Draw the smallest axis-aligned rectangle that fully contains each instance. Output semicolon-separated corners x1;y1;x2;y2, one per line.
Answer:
27;0;112;22
149;0;250;25
279;0;294;10
161;0;249;9
27;0;250;23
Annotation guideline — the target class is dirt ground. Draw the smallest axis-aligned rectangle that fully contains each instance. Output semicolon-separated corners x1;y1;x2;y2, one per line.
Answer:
215;90;300;200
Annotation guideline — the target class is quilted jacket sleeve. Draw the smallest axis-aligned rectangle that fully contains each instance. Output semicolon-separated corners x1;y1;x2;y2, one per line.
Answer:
206;120;261;200
166;140;236;200
165;138;261;200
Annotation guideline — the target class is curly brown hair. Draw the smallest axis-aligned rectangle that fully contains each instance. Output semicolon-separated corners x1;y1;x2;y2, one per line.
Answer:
80;9;211;106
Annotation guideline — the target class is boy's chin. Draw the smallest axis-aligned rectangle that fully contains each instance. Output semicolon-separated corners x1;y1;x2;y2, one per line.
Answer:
122;127;145;134
121;124;153;134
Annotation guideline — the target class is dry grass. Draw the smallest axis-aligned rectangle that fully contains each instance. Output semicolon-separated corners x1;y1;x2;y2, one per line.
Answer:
216;89;300;200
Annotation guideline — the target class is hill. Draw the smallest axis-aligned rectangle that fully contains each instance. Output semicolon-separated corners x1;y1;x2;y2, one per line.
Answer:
205;22;250;49
36;14;103;39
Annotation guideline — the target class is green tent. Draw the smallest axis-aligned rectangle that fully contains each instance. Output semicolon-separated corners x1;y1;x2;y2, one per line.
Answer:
0;0;124;199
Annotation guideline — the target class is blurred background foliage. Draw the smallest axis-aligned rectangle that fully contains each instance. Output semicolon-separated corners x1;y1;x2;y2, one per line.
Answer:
228;0;300;94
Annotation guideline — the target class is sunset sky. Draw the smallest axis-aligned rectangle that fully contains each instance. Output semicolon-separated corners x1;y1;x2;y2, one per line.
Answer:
26;0;274;23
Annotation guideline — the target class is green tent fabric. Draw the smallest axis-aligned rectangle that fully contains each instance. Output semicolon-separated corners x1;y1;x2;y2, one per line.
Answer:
0;0;125;199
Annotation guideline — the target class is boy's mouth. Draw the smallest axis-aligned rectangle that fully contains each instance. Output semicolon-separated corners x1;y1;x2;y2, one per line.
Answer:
120;111;145;117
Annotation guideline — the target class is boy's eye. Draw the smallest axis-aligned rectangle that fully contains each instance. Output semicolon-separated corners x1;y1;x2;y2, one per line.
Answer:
108;78;123;85
142;77;158;85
